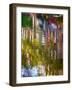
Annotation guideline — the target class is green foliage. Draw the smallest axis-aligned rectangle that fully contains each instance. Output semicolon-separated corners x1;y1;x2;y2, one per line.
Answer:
21;38;42;67
22;38;63;75
22;15;32;28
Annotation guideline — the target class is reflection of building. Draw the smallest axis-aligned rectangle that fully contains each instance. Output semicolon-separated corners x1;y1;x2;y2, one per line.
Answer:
21;13;63;59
